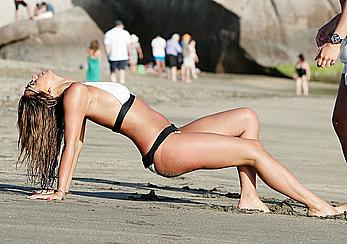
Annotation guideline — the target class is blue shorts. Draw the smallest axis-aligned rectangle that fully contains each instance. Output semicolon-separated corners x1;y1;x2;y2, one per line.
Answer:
109;60;128;72
154;56;165;62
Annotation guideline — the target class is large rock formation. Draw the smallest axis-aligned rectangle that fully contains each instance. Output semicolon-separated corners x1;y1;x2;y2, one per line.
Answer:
0;7;106;70
214;0;340;67
72;0;340;74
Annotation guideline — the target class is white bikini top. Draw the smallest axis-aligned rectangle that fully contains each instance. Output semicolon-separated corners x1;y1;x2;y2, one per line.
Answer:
84;82;131;105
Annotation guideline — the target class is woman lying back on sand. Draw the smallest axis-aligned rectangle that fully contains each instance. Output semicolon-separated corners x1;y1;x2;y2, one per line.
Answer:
17;70;347;217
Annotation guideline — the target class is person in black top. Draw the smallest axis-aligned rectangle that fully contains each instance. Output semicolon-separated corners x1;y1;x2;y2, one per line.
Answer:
295;54;311;96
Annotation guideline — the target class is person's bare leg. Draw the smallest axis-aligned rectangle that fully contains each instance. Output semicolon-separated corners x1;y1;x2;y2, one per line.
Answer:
180;108;269;211
155;133;338;217
119;69;126;84
171;67;177;82
110;71;117;82
303;78;309;96
192;62;198;80
185;67;191;83
181;66;186;82
155;60;161;75
296;78;302;96
161;61;166;75
328;75;347;214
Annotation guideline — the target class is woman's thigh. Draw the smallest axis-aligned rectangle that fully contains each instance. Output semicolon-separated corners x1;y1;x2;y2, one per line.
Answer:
179;108;258;137
154;132;261;176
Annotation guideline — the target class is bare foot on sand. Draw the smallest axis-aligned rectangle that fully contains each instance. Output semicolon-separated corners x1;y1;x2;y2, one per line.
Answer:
335;203;347;214
237;195;270;212
307;204;340;217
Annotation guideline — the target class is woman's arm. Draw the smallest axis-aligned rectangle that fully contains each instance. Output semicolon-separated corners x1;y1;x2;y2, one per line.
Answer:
30;83;89;200
316;0;347;67
64;119;86;193
57;84;89;196
137;44;144;60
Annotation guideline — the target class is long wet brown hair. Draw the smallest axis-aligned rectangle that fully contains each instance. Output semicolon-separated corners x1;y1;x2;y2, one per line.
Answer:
17;92;64;188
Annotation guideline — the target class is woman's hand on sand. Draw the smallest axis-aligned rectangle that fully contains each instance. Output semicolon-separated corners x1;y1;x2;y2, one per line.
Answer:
26;190;64;200
315;43;341;67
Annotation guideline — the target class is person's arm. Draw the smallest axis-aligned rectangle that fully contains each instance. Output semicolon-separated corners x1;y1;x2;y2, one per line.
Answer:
316;0;347;67
31;83;89;200
96;49;102;60
104;45;110;58
176;42;182;53
305;62;311;81
64;119;86;193
104;33;110;58
137;43;144;60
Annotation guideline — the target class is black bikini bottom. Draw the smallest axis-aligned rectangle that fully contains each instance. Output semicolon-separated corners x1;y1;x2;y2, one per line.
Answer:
112;94;135;133
142;124;179;168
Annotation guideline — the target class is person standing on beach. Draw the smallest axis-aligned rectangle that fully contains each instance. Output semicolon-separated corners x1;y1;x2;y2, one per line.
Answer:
128;34;144;74
86;40;101;82
14;0;31;21
189;40;199;80
166;33;182;82
316;0;347;161
151;35;166;75
294;54;311;96
104;20;131;84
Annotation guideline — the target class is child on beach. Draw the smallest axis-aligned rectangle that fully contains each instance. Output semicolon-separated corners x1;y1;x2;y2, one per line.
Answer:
86;40;101;82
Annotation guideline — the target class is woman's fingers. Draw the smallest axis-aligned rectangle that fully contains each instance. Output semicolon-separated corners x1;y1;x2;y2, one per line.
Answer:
316;43;340;67
27;192;63;200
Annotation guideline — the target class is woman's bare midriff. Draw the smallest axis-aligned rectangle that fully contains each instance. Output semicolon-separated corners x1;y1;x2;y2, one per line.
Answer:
121;98;171;155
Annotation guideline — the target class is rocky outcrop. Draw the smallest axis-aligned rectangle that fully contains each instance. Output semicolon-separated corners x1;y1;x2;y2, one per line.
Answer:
0;7;106;70
214;0;340;67
72;0;340;74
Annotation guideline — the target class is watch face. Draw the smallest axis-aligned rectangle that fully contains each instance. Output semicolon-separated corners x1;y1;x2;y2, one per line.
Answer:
331;33;342;44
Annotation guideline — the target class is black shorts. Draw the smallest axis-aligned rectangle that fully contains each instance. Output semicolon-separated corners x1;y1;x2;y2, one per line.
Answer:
15;0;27;10
167;54;178;68
109;60;128;72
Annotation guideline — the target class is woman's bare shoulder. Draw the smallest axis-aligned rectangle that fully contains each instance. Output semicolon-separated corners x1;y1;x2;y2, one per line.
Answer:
63;82;89;101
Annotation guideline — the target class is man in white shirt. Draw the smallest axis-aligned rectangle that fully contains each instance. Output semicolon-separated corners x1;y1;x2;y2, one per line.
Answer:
104;20;131;84
151;35;166;75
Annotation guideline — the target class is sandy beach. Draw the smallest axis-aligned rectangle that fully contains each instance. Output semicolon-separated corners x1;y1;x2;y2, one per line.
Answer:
1;59;347;243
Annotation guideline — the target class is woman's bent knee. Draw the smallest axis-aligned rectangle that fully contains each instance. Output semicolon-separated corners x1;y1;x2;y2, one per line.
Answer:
239;107;259;125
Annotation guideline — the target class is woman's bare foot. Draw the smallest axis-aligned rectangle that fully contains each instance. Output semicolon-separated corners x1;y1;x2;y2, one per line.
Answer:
307;203;339;217
237;194;270;212
335;203;347;214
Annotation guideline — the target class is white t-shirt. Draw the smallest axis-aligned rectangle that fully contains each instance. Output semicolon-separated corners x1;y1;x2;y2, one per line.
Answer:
151;37;166;57
104;27;131;61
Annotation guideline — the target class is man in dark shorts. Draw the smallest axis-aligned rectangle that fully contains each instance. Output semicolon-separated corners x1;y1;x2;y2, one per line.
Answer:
104;20;131;84
14;0;31;21
165;33;182;82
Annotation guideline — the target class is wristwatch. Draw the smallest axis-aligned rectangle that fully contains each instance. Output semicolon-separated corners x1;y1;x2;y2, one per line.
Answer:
330;33;344;44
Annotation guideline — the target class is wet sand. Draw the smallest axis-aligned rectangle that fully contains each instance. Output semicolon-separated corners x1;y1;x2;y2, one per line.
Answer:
1;59;347;243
